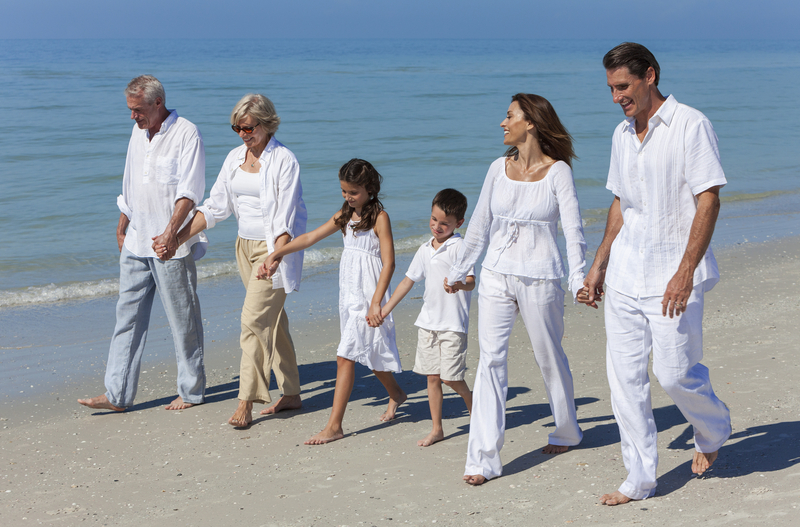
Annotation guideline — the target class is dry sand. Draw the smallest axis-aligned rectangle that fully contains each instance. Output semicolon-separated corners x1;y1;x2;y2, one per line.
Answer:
1;236;799;526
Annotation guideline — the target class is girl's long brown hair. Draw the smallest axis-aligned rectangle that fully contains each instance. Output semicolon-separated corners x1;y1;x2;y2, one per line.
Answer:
334;158;385;234
504;93;576;167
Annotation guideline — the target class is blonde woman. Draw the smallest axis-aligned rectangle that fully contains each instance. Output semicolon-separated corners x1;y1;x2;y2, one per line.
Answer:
169;94;307;427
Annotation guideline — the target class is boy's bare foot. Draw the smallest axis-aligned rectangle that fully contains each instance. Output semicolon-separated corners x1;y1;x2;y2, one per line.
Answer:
417;429;445;447
77;395;125;412
228;400;253;427
260;394;302;415
379;391;408;422
543;444;569;454
600;491;634;505
165;396;196;410
463;474;487;486
304;426;345;445
692;450;718;474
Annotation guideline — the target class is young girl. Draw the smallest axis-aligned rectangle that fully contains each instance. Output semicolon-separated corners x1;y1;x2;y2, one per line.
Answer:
258;158;407;445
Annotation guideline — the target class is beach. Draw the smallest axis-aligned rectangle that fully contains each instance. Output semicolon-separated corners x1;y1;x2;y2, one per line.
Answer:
1;235;798;526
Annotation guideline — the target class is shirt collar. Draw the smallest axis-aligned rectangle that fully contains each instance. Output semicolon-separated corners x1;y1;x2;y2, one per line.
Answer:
624;94;677;133
235;135;278;163
426;232;462;252
149;109;178;139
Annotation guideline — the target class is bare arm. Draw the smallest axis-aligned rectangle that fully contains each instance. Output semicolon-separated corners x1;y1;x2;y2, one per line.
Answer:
258;214;340;279
175;211;208;246
381;276;415;319
662;186;721;318
444;274;476;294
367;212;396;327
578;197;623;309
116;213;130;252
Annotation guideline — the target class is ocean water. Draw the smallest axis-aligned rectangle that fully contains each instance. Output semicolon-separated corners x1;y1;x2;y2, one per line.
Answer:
0;38;798;309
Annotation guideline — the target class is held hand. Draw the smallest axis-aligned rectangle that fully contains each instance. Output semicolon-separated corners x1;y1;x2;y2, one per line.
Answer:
154;243;174;261
662;269;693;318
367;302;384;327
578;268;606;309
256;254;282;280
152;232;179;260
443;278;464;294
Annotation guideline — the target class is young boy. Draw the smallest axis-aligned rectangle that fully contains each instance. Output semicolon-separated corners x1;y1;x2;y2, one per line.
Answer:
381;189;475;447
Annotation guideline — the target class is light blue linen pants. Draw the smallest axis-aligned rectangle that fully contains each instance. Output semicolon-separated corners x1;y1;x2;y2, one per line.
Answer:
104;247;205;408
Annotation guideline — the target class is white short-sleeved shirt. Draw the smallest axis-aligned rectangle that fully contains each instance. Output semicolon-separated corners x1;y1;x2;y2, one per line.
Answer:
117;110;207;259
605;95;727;297
406;234;473;334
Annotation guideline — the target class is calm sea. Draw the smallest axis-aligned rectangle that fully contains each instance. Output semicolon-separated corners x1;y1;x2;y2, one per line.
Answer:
1;39;799;308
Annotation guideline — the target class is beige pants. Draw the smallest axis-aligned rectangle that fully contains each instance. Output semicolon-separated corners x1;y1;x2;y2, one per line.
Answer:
235;238;301;403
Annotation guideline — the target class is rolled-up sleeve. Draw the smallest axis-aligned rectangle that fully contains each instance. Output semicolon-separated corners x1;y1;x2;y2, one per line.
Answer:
175;130;205;205
272;156;304;241
198;154;235;230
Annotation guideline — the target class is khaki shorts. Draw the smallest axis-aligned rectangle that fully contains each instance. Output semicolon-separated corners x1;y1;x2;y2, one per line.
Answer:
413;328;467;381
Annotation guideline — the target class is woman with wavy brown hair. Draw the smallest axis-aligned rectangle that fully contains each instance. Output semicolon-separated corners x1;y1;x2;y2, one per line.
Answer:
446;93;587;485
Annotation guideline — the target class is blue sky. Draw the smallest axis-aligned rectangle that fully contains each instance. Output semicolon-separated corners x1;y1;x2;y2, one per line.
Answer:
1;0;798;40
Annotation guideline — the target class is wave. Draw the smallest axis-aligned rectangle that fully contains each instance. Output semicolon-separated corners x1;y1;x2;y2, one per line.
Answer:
0;233;433;308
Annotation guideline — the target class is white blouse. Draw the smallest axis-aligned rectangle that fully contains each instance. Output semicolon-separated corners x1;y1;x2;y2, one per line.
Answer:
197;137;307;292
448;157;587;298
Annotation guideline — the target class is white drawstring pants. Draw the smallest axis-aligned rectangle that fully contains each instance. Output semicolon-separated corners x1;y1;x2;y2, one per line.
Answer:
604;285;731;500
465;270;583;479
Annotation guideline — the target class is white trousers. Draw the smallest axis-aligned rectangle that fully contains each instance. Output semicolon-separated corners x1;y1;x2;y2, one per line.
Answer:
465;270;582;479
605;285;731;500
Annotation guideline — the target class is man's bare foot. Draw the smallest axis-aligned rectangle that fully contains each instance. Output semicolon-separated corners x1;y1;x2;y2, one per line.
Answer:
77;395;124;412
600;491;634;505
379;391;408;422
463;474;487;486
304;426;345;445
692;450;719;475
417;429;445;447
228;400;253;427
260;394;302;415
543;444;569;454
165;396;196;410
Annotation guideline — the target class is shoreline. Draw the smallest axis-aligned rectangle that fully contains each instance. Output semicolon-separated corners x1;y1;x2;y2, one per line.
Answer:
1;235;799;525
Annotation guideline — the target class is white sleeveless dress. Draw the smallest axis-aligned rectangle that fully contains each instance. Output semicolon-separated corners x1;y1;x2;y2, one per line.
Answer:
336;222;402;373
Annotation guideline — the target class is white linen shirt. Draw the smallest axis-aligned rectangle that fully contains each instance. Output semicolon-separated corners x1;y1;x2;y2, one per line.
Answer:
117;110;207;259
406;234;473;334
197;137;307;292
448;158;587;298
605;95;727;297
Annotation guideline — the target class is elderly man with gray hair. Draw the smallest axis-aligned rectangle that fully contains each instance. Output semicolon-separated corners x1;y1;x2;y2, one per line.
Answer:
79;74;207;412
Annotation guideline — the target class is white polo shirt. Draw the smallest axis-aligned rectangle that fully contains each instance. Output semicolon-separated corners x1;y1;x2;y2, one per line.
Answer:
406;234;473;333
605;95;727;297
117;110;206;259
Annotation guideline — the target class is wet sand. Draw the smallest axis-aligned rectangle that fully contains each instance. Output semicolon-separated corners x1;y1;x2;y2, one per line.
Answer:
1;237;799;526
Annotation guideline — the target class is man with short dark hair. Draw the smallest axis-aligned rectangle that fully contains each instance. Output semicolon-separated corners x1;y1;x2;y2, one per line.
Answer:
579;43;731;505
79;75;207;412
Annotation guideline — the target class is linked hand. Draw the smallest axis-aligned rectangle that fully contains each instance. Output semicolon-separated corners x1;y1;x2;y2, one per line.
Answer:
153;243;174;261
256;254;282;280
443;278;463;294
578;268;605;309
366;303;384;327
152;232;178;261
